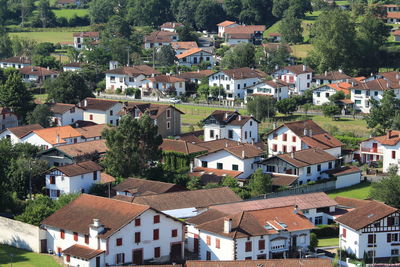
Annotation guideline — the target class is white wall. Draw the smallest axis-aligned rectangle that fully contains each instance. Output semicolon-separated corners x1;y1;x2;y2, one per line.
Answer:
209;72;261;99
83;103;123;126
0;62;30;69
53;108;84;126
0;130;21;144
382;142;400;174
178;52;215;68
199;231;235;260
267;127;302;156
247;82;289;101
312;86;336;105
144;80;186;95
335;172;361;189
280;72;312;94
203;118;259;143
105;73;147;91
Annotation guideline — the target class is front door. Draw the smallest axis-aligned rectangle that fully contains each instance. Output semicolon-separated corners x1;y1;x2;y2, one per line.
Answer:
170;243;182;262
132;249;143;265
194;237;199;253
96;256;100;267
372;143;378;153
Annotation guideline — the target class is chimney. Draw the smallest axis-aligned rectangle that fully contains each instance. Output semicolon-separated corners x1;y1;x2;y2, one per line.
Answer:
293;205;299;214
197;69;200;73
242;150;245;158
89;218;104;244
324;71;327;76
397;74;400;80
238;115;242;121
84;99;87;107
56;134;60;145
225;141;228;147
387;130;392;139
272;78;277;83
93;218;101;227
225;113;228;119
290;152;294;159
309;129;312;136
47;66;49;70
224;218;232;233
303;128;308;136
302;65;306;71
339;69;343;73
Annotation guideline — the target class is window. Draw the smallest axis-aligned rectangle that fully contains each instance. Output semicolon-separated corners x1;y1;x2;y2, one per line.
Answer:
232;164;239;171
317;164;321;171
154;215;160;224
307;166;311;174
392;249;399;256
116;238;122;246
89;114;93;120
374;91;379;96
206;251;211;260
116;253;125;264
307;74;310;79
73;232;78;241
153;229;159;240
317;92;320;97
342;228;346;238
60;230;65;239
93;171;97;180
166;109;171;118
272;144;277;152
217;163;223;169
237;84;241;89
266;165;275;172
250;121;253;126
202;161;208;168
387;233;398;243
210;130;214;138
228;130;233;139
50;176;55;184
329;162;333;169
135;232;141;243
245;241;252;252
283;133;287;141
325;93;330;98
368;234;376;244
85;234;89;244
314;216;323;225
245;131;248;139
216;238;220;249
110;76;115;82
355;90;362;95
258;239;265;250
292;146;296;152
167;121;171;129
392;151;396;159
154;247;161;258
206;235;211;245
110;110;113;116
110;120;113;125
172;229;178;237
283;145;287;153
135;218;141;226
292;136;296;142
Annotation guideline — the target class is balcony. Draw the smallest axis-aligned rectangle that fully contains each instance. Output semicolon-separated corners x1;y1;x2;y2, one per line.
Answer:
361;147;383;154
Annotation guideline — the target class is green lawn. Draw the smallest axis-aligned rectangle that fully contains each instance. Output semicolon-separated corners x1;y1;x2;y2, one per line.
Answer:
290;44;313;59
53;9;89;19
318;237;339;247
264;21;282;37
327;181;372;200
0;245;61;267
9;31;76;44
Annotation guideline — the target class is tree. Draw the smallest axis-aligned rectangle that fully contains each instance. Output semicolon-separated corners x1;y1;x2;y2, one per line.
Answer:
272;0;312;19
309;232;318;251
276;97;298;115
370;174;400;208
66;47;81;63
157;45;176;66
247;95;276;121
221;176;239;188
238;0;274;25
256;45;291;73
329;90;345;103
0;72;34;119
187;176;202;190
197;84;210;100
171;0;197;28
26;104;53;127
102;114;163;177
33;42;55;56
225;0;242;19
194;0;226;31
46;72;93;104
103;15;131;40
89;0;117;23
0;29;12;59
177;25;199;42
20;0;35;27
15;195;55;226
222;43;256;69
248;168;272;197
280;16;303;44
127;0;172;26
32;55;60;69
36;0;56;28
53;193;80;210
322;103;341;119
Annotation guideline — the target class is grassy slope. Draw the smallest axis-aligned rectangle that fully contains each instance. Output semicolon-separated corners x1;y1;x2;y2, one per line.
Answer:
9;31;76;44
318;237;339;247
327;182;372;199
53;9;89;19
0;245;60;267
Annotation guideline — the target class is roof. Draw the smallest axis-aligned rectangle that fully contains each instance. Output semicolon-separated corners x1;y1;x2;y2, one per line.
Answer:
160;22;183;29
195;139;264;154
267;148;336;168
335;200;398;230
75;124;109;139
186;259;332;267
217;20;236;27
105;65;160;77
326;82;352;95
147;75;186;83
387;12;400;19
131;187;242;210
50;139;107;158
5;124;43;138
368;130;400;146
262;43;293;53
19;66;58;76
177;48;213;59
220;67;266;80
323;165;361;176
210;192;337;214
100;172;116;184
46;103;76;115
160;139;207;155
62;244;104;260
52;160;103;177
334;196;372;209
177;130;204;143
121;102;184;119
189;167;242;184
203;110;258;127
263;79;288;88
42;194;150;238
145;31;177;43
0;56;30;64
393;30;400;36
78;98;121;111
112;177;186;195
171;41;198;51
64;62;82;68
0;107;16;116
72;32;99;38
271;173;298;187
196;206;314;238
351;78;400;91
283;65;313;75
31;125;82;145
313;70;351;81
176;70;215;80
225;25;266;34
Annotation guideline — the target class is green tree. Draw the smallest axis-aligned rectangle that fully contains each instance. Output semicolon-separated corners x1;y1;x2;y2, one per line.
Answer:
26;104;53;127
280;16;303;44
272;0;312;19
256;45;291;73
225;0;242;19
187;176;202;190
103;15;131;40
222;43;256;69
221;176;239;188
171;0;197;28
197;84;210;100
194;0;226;31
248;168;272;197
329;90;345;103
54;193;80;210
21;0;35;27
31;55;60;69
33;42;55;56
0;72;34;119
238;0;274;25
176;25;199;42
15;195;55;226
157;45;177;66
66;47;81;63
276;97;298;115
128;0;172;26
46;72;93;104
102;114;163;177
0;29;12;59
322;103;341;119
36;0;56;28
82;45;112;67
370;174;400;208
247;95;276;121
309;232;318;251
89;0;117;23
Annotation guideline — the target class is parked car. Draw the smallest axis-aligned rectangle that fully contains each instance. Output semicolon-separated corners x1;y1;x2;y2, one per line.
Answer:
169;98;181;104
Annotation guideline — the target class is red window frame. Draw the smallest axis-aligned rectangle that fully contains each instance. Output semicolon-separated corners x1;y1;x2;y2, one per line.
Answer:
153;229;159;240
84;234;89;244
258;239;265;250
216;238;220;249
171;229;178;238
283;145;287;153
292;136;296;142
135;218;141;226
206;235;211;245
153;215;160;224
154;247;160;258
66;255;70;262
50;176;55;184
245;241;252;252
89;114;93;120
135;232;141;243
60;229;65;239
283;133;287;141
272;144;277;152
392;151;396;159
342;228;346;238
116;238;123;246
292;146;296;152
73;232;78;241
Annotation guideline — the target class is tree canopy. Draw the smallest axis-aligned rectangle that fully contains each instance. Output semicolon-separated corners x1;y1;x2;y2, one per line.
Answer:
246;95;276;121
222;43;256;69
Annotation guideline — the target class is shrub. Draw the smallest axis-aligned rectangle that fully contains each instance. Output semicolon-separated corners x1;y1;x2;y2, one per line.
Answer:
309;233;318;251
115;88;122;94
312;224;339;238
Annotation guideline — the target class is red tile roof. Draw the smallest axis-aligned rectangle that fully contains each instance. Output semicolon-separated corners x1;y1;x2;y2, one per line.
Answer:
171;41;198;51
0;56;31;64
62;244;104;260
78;98;121;111
267;148;336;168
146;75;186;83
366;130;400;146
190;167;243;182
5;124;43;138
160;139;208;155
100;172;116;184
112;177;186;195
313;71;351;81
105;65;160;77
284;65;313;74
75;124;109;139
387;12;400;19
52;160;102;177
217;20;236;27
54;139;107;158
160;22;183;29
323;165;361;176
271;173;298;186
46;103;76;114
176;70;215;80
326;82;352;95
225;25;266;34
19;66;58;76
176;48;213;59
334;196;372;209
32;125;82;145
144;31;177;43
351;78;400;91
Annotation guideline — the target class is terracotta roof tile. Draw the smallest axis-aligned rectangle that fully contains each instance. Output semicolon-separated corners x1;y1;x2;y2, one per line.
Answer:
113;177;186;195
171;42;198;51
175;70;215;80
105;65;160;76
19;66;58;76
369;130;400;146
5;124;43;138
284;65;313;75
144;31;177;43
387;12;400;19
334;196;372;209
323;165;361;176
225;25;266;34
120;102;184;119
217;20;236;27
46;103;76;114
351;78;399;91
64;62;82;68
177;48;212;59
313;71;351;81
203;110;259;127
78;98;121;111
220;67;266;80
185;259;332;267
62;244;104;260
146;75;186;83
0;56;31;64
75;124;109;139
160;22;183;29
160;139;207;155
177;130;204;143
32;125;82;145
271;173;298;186
100;172;116;184
326;82;352;95
55;139;108;158
52;160;102;177
189;167;243;184
266;148;336;168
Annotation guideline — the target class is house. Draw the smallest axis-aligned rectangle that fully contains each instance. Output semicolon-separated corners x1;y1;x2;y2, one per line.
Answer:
224;25;266;45
39;139;107;166
0;107;18;130
258;148;337;185
118;187;242;219
185;259;332;267
144;31;178;49
393;30;400;42
160;22;183;32
47;103;84;126
63;62;83;72
119;102;184;137
313;70;351;86
203;110;259;143
266;119;344;157
273;65;313;94
105;65;160;92
0;124;43;144
142;75;186;96
171;42;199;55
245;79;289;101
21;125;83;150
383;4;400;12
336;200;400;259
209;67;266;100
312;82;352;106
175;70;215;85
19;66;58;83
45;160;103;198
385;12;400;23
75;124;108;141
0;56;31;69
176;48;215;68
193;140;264;180
217;20;238;38
192;206;314;260
73;32;100;50
41;194;186;266
267;33;281;42
78;98;123;126
189;167;243;186
113;178;186;197
321;165;362;189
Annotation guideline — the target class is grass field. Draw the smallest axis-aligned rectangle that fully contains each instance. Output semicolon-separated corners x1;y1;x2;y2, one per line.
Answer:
290;44;313;59
0;245;61;267
327;181;372;199
53;9;89;19
318;237;339;247
9;31;76;44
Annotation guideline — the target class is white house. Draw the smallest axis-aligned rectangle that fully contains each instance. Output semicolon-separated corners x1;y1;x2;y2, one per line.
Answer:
105;65;160;92
63;62;83;72
142;75;186;96
73;32;100;50
47;103;84;126
41;194;186;266
209;67;266;100
273;65;313;95
45;160;103;198
78;98;123;126
313;70;350;86
0;107;18;130
193;206;314;260
224;25;266;46
113;177;186;197
175;70;215;85
202;110;259;143
0;124;43;144
160;22;183;32
267;119;343;158
0;56;31;69
144;31;178;49
171;42;198;55
386;12;400;24
245;79;289;101
176;48;214;68
336;200;400;259
312;82;352;106
19;66;58;83
216;20;238;38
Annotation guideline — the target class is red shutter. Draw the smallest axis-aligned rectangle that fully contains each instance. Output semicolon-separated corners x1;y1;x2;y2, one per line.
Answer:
73;232;78;241
60;230;65;239
116;238;122;246
283;145;287;153
292;136;296;142
272;144;277;152
153;229;159;240
85;235;89;244
283;134;287;141
171;229;177;237
154;247;160;258
89;114;93;120
292;146;296;152
154;215;160;224
206;235;211;245
342;228;346;238
393;151;396;159
66;255;70;262
216;238;220;248
135;218;141;226
258;239;265;250
245;241;252;252
135;232;141;243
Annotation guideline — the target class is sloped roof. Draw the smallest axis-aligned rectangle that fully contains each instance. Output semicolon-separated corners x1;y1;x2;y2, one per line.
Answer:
326;82;352;95
160;22;183;29
105;65;160;77
323;165;361;176
189;167;243;184
367;130;400;146
217;20;236;27
176;70;215;80
64;62;82;68
225;25;266;34
78;98;121;111
5;124;43;138
52;139;107;158
271;173;298;187
177;130;204;143
75;124;109;139
185;259;332;267
19;66;58;76
350;78;400;91
387;12;400;19
121;102;184;119
177;48;213;59
203;110;259;127
283;65;313;75
313;71;351;81
220;67;266;80
32;125;82;145
145;31;177;43
52;160;103;177
46;103;76;115
160;139;207;155
334;196;372;209
0;56;31;64
147;75;186;83
112;177;186;195
171;41;198;51
62;244;104;260
267;148;336;168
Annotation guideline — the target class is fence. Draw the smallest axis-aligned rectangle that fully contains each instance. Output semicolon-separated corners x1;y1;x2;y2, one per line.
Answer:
0;216;46;253
263;180;337;199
